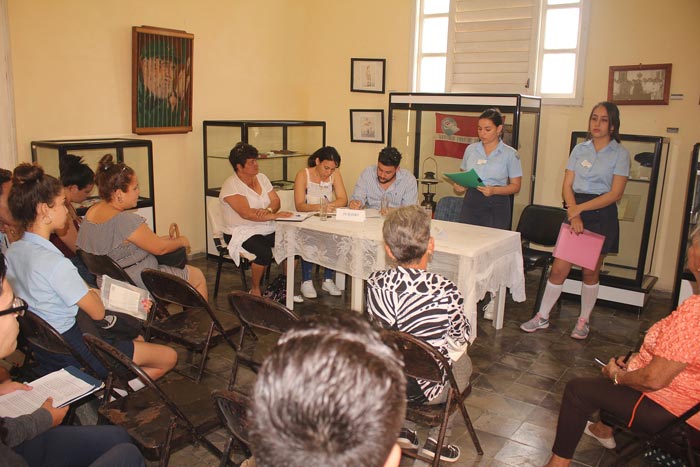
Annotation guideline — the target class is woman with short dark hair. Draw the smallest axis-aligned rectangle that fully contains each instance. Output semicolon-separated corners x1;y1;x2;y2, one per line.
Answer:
219;142;293;296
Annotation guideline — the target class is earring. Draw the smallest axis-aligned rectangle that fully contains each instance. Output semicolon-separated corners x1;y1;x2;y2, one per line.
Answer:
42;215;52;225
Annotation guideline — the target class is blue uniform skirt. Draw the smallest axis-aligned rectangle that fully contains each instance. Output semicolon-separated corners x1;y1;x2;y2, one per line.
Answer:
573;192;620;255
459;189;511;230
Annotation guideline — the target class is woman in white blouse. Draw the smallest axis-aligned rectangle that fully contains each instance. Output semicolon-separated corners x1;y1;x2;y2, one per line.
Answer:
219;142;292;296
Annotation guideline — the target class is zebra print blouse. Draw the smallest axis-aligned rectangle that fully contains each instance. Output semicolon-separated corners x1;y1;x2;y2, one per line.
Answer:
366;266;471;401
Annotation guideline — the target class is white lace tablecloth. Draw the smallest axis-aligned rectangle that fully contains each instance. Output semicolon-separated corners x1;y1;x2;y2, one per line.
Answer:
273;216;525;340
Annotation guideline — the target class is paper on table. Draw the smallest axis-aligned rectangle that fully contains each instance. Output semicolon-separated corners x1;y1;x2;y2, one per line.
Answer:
552;223;605;271
101;276;148;320
275;212;315;222
444;169;485;188
0;367;103;417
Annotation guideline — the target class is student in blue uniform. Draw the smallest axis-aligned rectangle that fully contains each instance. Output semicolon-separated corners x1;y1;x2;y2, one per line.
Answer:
453;108;522;229
521;101;630;339
453;108;522;319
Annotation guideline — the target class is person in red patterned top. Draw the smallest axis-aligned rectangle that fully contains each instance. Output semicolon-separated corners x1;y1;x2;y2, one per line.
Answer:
542;226;700;467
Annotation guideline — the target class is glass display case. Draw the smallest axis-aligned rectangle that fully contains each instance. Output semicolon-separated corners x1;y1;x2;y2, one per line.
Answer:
672;143;700;307
387;93;541;228
203;120;326;255
31;138;155;230
562;133;670;311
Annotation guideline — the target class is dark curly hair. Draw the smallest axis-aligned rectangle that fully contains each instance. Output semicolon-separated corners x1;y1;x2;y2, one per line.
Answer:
8;163;62;231
308;146;341;168
228;142;259;172
94;154;134;202
59;154;95;190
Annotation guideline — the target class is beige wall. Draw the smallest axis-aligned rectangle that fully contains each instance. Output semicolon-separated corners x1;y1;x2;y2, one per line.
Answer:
7;0;699;291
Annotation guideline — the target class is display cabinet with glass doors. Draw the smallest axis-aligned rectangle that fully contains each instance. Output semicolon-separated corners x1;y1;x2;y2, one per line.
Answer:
31;138;155;230
387;93;541;228
203;120;326;256
672;143;700;307
562;133;669;311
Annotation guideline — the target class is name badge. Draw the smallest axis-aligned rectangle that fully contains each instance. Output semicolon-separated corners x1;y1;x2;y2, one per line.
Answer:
477;159;487;165
335;208;366;222
581;160;592;168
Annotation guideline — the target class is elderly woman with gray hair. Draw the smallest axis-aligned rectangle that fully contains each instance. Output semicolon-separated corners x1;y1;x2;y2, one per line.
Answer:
365;205;472;464
541;225;700;467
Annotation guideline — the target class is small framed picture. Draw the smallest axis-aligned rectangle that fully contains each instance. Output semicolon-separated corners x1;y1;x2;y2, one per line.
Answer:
351;58;386;93
350;109;384;143
608;63;672;105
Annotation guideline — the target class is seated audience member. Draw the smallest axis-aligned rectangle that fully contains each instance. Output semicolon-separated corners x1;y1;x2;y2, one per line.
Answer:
0;252;145;467
49;154;97;287
542;226;700;467
219;142;293;297
250;311;406;467
366;205;472;463
76;154;207;298
0;168;19;251
6;163;176;380
348;147;418;212
293;146;347;299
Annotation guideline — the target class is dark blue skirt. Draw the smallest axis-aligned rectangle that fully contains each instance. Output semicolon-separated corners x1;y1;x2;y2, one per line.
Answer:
573;192;620;255
459;189;511;230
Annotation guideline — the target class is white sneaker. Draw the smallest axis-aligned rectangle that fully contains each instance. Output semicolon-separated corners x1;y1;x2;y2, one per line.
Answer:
321;279;342;296
293;295;304;303
483;299;495;320
300;280;317;299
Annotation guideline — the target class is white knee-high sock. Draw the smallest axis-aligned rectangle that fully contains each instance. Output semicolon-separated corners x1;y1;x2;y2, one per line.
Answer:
580;282;599;322
537;281;563;319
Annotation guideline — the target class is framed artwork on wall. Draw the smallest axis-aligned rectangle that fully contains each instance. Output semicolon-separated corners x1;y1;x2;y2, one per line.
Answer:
350;58;386;93
350;109;384;143
607;63;672;105
132;26;194;135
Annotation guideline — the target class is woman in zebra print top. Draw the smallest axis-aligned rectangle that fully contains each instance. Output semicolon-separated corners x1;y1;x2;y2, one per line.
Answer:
366;205;472;462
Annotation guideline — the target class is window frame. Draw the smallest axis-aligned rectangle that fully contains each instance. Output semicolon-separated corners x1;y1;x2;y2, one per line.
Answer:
412;0;590;105
534;0;590;105
412;0;450;93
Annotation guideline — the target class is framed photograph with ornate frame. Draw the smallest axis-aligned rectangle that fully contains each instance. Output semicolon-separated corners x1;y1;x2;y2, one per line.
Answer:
351;58;386;93
132;26;194;135
350;109;384;143
608;63;672;105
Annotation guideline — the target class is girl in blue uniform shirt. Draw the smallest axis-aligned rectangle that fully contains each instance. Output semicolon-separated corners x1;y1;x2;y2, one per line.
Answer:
521;101;629;339
453;108;522;229
453;108;522;319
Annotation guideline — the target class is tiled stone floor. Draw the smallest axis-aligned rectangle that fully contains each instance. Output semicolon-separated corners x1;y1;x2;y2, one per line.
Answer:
161;256;671;467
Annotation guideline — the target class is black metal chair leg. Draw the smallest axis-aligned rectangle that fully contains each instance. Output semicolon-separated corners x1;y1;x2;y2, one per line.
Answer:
214;257;224;298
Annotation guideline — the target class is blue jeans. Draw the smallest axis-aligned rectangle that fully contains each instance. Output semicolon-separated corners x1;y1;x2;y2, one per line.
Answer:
14;425;144;467
301;259;334;282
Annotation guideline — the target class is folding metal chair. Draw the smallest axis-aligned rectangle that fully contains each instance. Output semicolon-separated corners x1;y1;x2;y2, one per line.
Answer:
386;330;482;466
141;269;241;383
83;334;223;466
211;389;252;467
226;291;300;389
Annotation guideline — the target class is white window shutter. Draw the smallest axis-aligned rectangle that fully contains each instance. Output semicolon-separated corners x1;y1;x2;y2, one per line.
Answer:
447;0;539;94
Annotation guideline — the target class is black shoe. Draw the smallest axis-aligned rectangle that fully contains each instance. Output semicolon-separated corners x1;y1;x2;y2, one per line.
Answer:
397;428;420;450
420;437;461;463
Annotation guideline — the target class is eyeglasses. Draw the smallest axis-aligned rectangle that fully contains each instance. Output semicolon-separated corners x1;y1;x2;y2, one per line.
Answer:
0;297;28;317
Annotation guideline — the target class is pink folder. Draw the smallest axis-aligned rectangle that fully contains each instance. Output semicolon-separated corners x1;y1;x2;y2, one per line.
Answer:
552;223;606;270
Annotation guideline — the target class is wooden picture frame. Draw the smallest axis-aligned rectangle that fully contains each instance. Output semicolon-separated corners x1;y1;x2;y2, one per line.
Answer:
608;63;672;105
351;58;386;94
132;26;194;135
350;109;384;143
